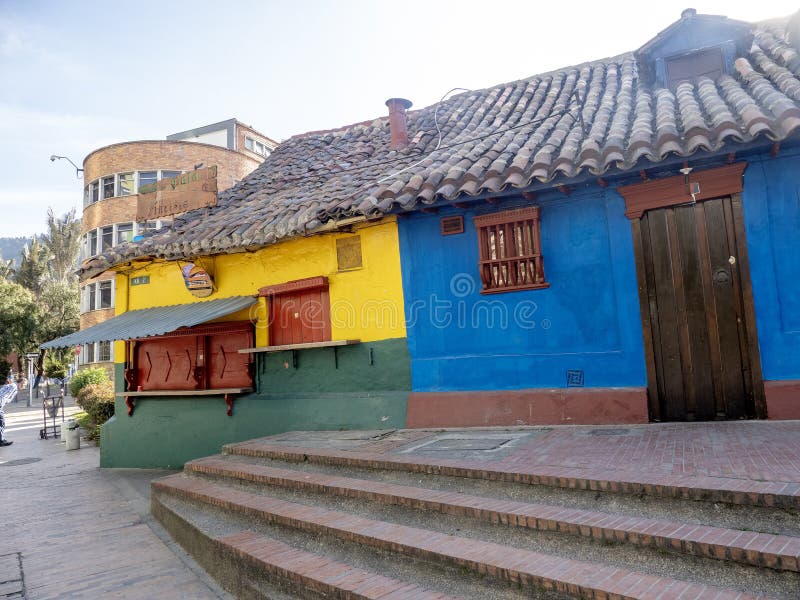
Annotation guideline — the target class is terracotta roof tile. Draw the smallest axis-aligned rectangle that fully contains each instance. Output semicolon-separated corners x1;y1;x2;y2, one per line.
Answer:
81;14;800;276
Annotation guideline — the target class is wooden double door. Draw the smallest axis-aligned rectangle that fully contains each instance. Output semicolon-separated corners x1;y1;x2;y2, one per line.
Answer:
633;195;763;421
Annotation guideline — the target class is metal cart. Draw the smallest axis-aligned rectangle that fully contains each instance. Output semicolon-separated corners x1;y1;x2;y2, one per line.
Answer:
40;392;64;439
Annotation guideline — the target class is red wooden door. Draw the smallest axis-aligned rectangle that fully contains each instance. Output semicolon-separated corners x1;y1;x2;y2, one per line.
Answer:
270;289;331;346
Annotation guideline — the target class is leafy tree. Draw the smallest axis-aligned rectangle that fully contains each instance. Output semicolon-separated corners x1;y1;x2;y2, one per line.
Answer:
38;281;79;341
0;278;39;366
0;256;14;280
41;208;81;284
15;237;51;297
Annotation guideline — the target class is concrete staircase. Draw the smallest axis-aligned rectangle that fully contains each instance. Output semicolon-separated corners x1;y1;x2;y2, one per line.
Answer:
152;435;800;599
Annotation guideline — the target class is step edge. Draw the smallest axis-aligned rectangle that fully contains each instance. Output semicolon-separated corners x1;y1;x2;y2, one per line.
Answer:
221;442;800;510
153;475;759;600
184;457;800;573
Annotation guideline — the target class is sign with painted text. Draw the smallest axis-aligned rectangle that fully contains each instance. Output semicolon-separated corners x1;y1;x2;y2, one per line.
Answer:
136;166;218;220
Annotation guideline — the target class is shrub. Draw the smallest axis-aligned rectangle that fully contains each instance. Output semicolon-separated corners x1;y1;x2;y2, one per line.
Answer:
75;381;115;441
69;367;108;397
45;361;67;380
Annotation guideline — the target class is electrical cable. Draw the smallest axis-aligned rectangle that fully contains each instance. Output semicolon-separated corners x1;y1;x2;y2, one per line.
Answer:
229;85;587;194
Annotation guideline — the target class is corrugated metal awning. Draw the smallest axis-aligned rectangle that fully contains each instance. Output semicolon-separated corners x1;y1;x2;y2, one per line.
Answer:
41;296;257;349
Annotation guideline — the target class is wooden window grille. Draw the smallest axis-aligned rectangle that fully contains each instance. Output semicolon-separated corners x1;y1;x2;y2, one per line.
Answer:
473;207;548;294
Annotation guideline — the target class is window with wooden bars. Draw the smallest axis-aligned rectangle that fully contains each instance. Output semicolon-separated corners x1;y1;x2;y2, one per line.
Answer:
473;207;548;294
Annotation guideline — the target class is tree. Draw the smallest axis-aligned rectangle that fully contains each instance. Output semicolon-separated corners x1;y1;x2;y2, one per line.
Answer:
0;256;14;280
15;237;50;297
0;278;39;365
41;207;81;284
38;281;79;342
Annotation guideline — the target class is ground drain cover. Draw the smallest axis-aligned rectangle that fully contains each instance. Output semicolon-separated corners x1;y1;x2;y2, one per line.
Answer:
420;438;513;451
0;552;25;598
0;458;42;467
588;428;631;436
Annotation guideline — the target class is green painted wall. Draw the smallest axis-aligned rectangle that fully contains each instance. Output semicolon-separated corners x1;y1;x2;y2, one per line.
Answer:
100;338;410;468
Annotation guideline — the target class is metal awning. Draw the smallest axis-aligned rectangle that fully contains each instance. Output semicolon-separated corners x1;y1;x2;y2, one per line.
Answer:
41;296;258;349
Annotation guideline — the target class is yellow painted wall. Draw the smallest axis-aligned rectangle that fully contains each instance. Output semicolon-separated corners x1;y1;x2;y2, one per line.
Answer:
113;219;405;363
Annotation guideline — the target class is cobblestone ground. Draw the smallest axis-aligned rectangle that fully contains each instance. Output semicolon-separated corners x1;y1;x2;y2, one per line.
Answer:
0;395;230;600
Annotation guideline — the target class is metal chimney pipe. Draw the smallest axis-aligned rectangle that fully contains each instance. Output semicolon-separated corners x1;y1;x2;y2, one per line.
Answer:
385;98;413;150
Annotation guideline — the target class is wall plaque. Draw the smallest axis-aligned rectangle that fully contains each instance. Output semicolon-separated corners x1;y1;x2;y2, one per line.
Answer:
136;166;218;220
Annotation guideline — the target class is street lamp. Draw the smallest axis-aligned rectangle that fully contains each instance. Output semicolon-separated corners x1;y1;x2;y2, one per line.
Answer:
50;155;84;178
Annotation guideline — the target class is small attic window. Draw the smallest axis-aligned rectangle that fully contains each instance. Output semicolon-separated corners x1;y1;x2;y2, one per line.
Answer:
665;47;724;90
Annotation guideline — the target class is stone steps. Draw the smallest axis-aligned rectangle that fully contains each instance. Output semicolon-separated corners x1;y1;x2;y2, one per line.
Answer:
153;474;761;599
185;456;800;573
216;530;457;599
152;435;800;599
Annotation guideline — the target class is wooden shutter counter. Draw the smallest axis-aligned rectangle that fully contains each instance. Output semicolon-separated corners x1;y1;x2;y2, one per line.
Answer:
122;321;255;416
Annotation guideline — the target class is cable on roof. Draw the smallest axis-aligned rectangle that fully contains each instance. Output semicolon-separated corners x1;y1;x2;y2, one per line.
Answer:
376;87;471;184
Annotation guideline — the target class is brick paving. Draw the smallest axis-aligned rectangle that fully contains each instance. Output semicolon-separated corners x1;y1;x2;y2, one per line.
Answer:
1;396;229;600
186;456;800;572
229;421;800;509
218;530;458;599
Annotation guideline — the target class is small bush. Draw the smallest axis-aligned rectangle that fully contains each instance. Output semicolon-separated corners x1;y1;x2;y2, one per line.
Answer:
69;367;108;398
44;361;67;381
72;411;92;430
75;381;115;440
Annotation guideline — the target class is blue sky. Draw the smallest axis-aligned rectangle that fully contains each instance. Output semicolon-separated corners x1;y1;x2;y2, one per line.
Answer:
0;0;797;239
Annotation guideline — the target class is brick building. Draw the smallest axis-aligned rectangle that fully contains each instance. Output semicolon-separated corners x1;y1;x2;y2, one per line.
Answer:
78;119;277;374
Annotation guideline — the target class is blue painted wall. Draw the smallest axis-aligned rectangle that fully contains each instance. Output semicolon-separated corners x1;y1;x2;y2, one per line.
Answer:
398;188;647;392
740;148;800;382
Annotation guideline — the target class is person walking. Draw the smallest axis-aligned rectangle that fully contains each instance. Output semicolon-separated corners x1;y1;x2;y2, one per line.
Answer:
0;382;17;446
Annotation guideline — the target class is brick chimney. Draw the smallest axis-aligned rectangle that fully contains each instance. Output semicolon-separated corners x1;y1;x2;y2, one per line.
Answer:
385;98;413;149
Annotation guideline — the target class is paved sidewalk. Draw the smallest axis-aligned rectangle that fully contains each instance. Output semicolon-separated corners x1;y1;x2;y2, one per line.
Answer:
1;396;230;600
257;419;800;506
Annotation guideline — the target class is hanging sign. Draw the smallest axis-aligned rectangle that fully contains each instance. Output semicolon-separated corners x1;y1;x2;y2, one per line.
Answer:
136;166;218;220
182;263;213;298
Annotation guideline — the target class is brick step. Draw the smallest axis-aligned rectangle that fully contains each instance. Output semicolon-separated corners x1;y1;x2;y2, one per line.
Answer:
152;473;761;600
216;530;458;599
186;455;800;573
224;439;800;510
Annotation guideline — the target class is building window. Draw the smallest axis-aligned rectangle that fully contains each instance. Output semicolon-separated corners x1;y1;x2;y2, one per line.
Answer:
473;206;548;294
82;280;114;312
97;341;112;362
138;171;157;189
101;176;116;199
79;341;112;364
86;283;97;311
118;172;135;195
87;230;98;257
116;222;134;244
245;136;271;157
100;226;114;252
99;281;113;309
160;170;181;181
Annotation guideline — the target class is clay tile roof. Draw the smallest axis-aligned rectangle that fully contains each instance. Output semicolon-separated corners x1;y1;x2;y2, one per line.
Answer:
81;13;800;277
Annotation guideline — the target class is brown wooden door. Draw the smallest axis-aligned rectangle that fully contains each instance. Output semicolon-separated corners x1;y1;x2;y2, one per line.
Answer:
635;196;761;421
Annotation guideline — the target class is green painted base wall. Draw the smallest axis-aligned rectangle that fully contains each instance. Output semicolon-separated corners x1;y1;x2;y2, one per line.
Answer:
100;338;410;468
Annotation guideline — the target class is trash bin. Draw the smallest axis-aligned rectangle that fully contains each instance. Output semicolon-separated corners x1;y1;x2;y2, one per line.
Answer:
65;419;80;451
